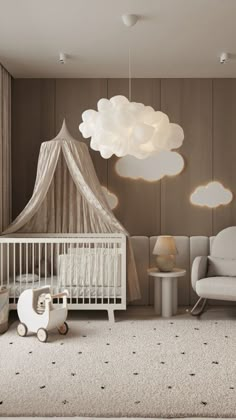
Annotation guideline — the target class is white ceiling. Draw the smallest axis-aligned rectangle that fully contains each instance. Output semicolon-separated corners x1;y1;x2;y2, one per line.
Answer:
1;0;236;78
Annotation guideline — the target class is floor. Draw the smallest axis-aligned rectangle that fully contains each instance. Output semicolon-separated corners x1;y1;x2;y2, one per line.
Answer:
3;418;235;420
8;302;236;324
3;304;236;419
65;303;236;322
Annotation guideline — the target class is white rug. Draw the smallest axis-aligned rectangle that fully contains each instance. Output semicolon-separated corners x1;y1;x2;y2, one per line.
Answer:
1;317;236;417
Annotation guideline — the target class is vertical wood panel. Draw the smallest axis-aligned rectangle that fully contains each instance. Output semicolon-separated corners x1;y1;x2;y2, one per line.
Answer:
55;79;108;185
131;236;150;307
12;79;55;219
107;78;161;238
161;79;213;237
213;79;236;234
160;79;213;305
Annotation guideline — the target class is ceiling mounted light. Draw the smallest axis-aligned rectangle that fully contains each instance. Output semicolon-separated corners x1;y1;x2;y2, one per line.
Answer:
79;15;184;159
122;14;139;27
220;52;229;64
59;52;66;64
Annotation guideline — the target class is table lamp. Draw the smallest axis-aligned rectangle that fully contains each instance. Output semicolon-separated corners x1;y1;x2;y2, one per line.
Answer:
153;236;177;272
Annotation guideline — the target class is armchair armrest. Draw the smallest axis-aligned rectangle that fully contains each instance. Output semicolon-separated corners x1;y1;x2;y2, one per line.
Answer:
191;256;208;292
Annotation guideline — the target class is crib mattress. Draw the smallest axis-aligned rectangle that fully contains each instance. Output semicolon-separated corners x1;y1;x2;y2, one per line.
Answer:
7;277;122;298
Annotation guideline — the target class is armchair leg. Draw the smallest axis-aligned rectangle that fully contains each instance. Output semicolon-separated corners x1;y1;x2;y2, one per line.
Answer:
191;297;208;316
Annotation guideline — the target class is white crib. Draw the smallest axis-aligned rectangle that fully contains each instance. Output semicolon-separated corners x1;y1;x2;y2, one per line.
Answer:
0;233;126;322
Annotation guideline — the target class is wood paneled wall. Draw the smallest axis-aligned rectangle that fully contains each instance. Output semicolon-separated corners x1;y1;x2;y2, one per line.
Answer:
12;78;236;237
11;78;236;305
161;79;213;236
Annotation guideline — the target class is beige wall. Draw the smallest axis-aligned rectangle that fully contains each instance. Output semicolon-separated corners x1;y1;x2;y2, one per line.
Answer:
12;78;236;237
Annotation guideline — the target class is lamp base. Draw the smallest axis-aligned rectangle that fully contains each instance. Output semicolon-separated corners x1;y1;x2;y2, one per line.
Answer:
156;255;175;272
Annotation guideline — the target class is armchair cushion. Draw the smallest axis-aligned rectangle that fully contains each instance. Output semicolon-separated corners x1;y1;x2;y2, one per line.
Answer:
191;256;208;292
196;276;236;301
207;256;236;277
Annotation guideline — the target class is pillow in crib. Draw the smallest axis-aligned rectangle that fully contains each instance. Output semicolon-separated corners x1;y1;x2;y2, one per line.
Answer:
207;256;236;277
67;247;106;256
35;260;51;277
16;274;39;283
67;247;80;254
67;247;92;254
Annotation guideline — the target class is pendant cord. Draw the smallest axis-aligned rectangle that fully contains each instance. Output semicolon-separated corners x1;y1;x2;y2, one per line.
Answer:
128;37;132;101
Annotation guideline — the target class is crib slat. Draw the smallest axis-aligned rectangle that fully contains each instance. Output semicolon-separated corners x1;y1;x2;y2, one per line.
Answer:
95;243;97;305
13;243;16;303
108;243;110;304
114;243;117;304
45;243;47;285
38;242;41;286
82;242;85;304
63;242;66;297
25;245;27;291
88;242;91;304
62;241;65;298
51;242;54;294
32;243;34;286
7;243;9;287
0;243;3;288
115;245;119;304
75;243;78;305
69;241;72;303
121;237;126;306
19;243;22;292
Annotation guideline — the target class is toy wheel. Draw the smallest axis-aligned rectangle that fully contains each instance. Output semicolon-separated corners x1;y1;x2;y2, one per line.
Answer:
17;323;28;337
58;322;69;335
37;328;48;343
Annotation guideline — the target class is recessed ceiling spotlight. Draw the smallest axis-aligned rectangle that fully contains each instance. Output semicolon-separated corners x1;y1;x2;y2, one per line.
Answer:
59;52;66;64
121;14;138;27
220;52;229;64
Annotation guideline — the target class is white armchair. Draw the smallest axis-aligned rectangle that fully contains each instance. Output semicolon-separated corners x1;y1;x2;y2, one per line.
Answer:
191;226;236;315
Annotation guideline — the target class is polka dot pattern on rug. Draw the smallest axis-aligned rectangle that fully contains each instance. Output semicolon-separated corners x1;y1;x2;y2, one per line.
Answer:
0;318;236;418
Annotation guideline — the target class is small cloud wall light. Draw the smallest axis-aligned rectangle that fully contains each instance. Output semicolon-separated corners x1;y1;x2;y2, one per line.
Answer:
190;181;233;208
101;186;119;210
115;151;184;181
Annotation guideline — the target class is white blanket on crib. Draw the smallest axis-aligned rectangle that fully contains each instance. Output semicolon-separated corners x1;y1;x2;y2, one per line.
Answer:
58;249;121;287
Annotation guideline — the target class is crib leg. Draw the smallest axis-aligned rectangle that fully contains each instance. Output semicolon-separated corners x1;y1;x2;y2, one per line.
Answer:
108;309;115;323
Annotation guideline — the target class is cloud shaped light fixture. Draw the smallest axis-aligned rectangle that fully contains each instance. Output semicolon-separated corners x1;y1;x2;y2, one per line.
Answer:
116;151;184;181
79;15;184;161
79;96;184;160
190;181;233;208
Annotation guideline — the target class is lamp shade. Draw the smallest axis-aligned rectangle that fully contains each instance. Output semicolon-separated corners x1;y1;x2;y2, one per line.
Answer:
153;236;177;256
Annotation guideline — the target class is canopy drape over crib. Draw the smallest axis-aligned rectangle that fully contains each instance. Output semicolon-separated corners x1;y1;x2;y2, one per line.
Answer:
4;121;140;301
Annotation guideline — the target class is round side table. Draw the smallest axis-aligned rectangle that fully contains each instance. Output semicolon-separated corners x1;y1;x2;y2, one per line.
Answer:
148;268;186;318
